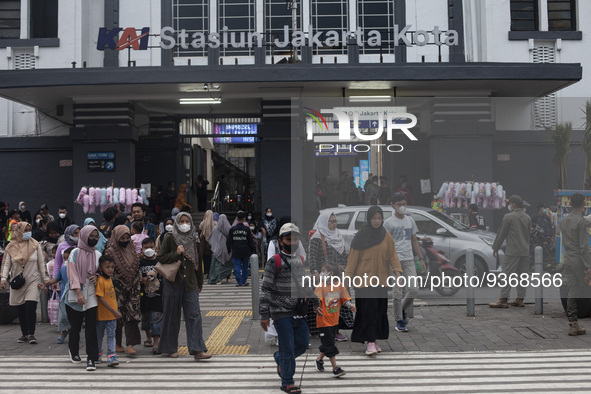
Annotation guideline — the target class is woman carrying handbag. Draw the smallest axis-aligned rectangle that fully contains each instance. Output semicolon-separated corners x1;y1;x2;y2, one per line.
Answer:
0;222;49;344
157;212;211;360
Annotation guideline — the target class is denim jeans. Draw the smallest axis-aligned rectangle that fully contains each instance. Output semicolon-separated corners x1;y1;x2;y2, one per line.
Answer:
233;257;249;286
141;311;163;336
273;317;310;387
96;319;117;357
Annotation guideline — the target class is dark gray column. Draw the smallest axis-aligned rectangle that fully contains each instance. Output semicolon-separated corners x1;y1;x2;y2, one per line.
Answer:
103;0;119;68
448;0;466;63
394;0;407;63
70;126;138;221
161;0;173;66
347;36;359;64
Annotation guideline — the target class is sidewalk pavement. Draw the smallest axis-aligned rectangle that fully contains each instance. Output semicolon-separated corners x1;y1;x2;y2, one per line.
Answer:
1;299;589;358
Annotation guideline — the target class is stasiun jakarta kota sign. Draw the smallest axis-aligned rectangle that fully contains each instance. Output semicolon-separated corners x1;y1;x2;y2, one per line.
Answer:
97;25;459;51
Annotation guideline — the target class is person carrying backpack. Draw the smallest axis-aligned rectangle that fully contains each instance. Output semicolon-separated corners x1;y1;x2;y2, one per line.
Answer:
260;223;321;394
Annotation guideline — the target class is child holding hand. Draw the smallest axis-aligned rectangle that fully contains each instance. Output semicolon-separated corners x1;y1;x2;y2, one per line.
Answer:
314;263;356;378
96;254;122;367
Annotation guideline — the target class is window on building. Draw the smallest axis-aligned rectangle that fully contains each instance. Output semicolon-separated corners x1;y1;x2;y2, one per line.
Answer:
510;0;576;31
510;0;539;31
173;0;209;57
30;0;58;38
547;0;576;31
218;0;256;56
0;0;20;39
311;0;348;55
265;0;300;56
358;0;394;55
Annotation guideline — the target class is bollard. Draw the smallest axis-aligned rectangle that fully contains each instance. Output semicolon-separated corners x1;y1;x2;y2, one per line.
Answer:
466;248;475;317
250;254;260;320
535;246;543;315
407;302;414;319
40;290;49;323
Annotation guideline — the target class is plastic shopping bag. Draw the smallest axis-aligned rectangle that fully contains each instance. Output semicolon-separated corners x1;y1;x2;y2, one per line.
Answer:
264;318;278;342
48;290;59;326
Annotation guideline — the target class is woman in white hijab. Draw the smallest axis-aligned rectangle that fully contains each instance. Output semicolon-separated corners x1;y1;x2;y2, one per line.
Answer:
309;211;351;341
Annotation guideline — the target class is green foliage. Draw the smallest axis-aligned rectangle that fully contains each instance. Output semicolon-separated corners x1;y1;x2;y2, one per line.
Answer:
549;122;572;189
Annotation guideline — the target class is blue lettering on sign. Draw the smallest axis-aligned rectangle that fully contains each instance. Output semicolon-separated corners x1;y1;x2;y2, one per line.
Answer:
87;152;115;160
214;124;258;144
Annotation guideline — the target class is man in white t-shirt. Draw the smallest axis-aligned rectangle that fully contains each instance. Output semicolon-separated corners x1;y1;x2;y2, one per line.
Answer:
383;193;425;332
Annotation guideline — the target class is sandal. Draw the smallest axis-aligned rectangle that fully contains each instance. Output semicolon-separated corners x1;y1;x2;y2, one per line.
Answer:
56;334;65;344
152;348;161;355
144;340;153;348
280;386;301;394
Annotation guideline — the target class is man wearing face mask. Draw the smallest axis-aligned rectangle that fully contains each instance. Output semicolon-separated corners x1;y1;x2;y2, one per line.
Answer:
490;195;531;309
57;206;73;233
226;211;256;287
531;204;554;236
384;193;425;332
260;223;321;394
139;238;163;353
18;201;32;224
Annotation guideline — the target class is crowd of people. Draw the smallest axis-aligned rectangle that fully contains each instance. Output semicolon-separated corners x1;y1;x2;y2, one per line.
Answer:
1;188;589;394
0;198;222;371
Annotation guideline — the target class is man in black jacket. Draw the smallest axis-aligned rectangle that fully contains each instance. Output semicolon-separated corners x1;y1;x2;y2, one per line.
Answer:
226;211;256;287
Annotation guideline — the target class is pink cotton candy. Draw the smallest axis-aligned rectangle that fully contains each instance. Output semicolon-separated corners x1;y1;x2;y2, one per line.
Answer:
119;187;126;205
83;195;90;214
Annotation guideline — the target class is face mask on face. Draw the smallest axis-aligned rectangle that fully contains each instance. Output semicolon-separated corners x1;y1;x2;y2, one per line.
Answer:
165;224;174;232
247;216;252;220
87;238;98;247
70;236;79;243
118;240;130;248
59;213;66;219
396;206;407;215
266;213;272;217
179;223;191;233
508;205;514;212
22;232;32;241
35;218;41;224
143;248;155;258
319;272;328;278
249;225;255;231
282;243;295;254
543;209;548;214
19;206;26;212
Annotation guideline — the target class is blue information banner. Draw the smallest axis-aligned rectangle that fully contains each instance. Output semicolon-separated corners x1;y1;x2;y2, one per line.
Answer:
214;124;257;144
87;152;116;172
353;166;360;188
360;160;369;191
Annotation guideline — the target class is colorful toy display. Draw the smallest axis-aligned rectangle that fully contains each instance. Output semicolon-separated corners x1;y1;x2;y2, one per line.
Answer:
435;181;507;209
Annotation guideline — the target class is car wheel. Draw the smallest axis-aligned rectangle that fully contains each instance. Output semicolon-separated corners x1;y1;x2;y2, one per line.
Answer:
434;269;462;296
455;256;489;286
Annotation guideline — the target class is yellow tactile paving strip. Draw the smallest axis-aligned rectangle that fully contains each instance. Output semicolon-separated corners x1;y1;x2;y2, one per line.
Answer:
177;310;252;356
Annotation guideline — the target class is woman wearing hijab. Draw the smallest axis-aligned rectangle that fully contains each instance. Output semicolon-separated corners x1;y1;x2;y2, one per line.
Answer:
63;225;101;370
199;210;215;278
309;211;352;341
344;206;402;356
104;225;141;356
0;222;48;344
158;212;211;360
156;217;174;253
207;214;233;285
84;218;108;254
53;224;80;277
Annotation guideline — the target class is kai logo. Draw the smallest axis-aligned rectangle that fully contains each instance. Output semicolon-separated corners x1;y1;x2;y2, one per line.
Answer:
97;27;150;51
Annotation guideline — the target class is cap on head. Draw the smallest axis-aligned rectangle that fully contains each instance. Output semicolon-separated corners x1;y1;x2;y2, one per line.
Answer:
508;195;523;208
279;223;300;237
236;211;245;220
40;204;48;210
